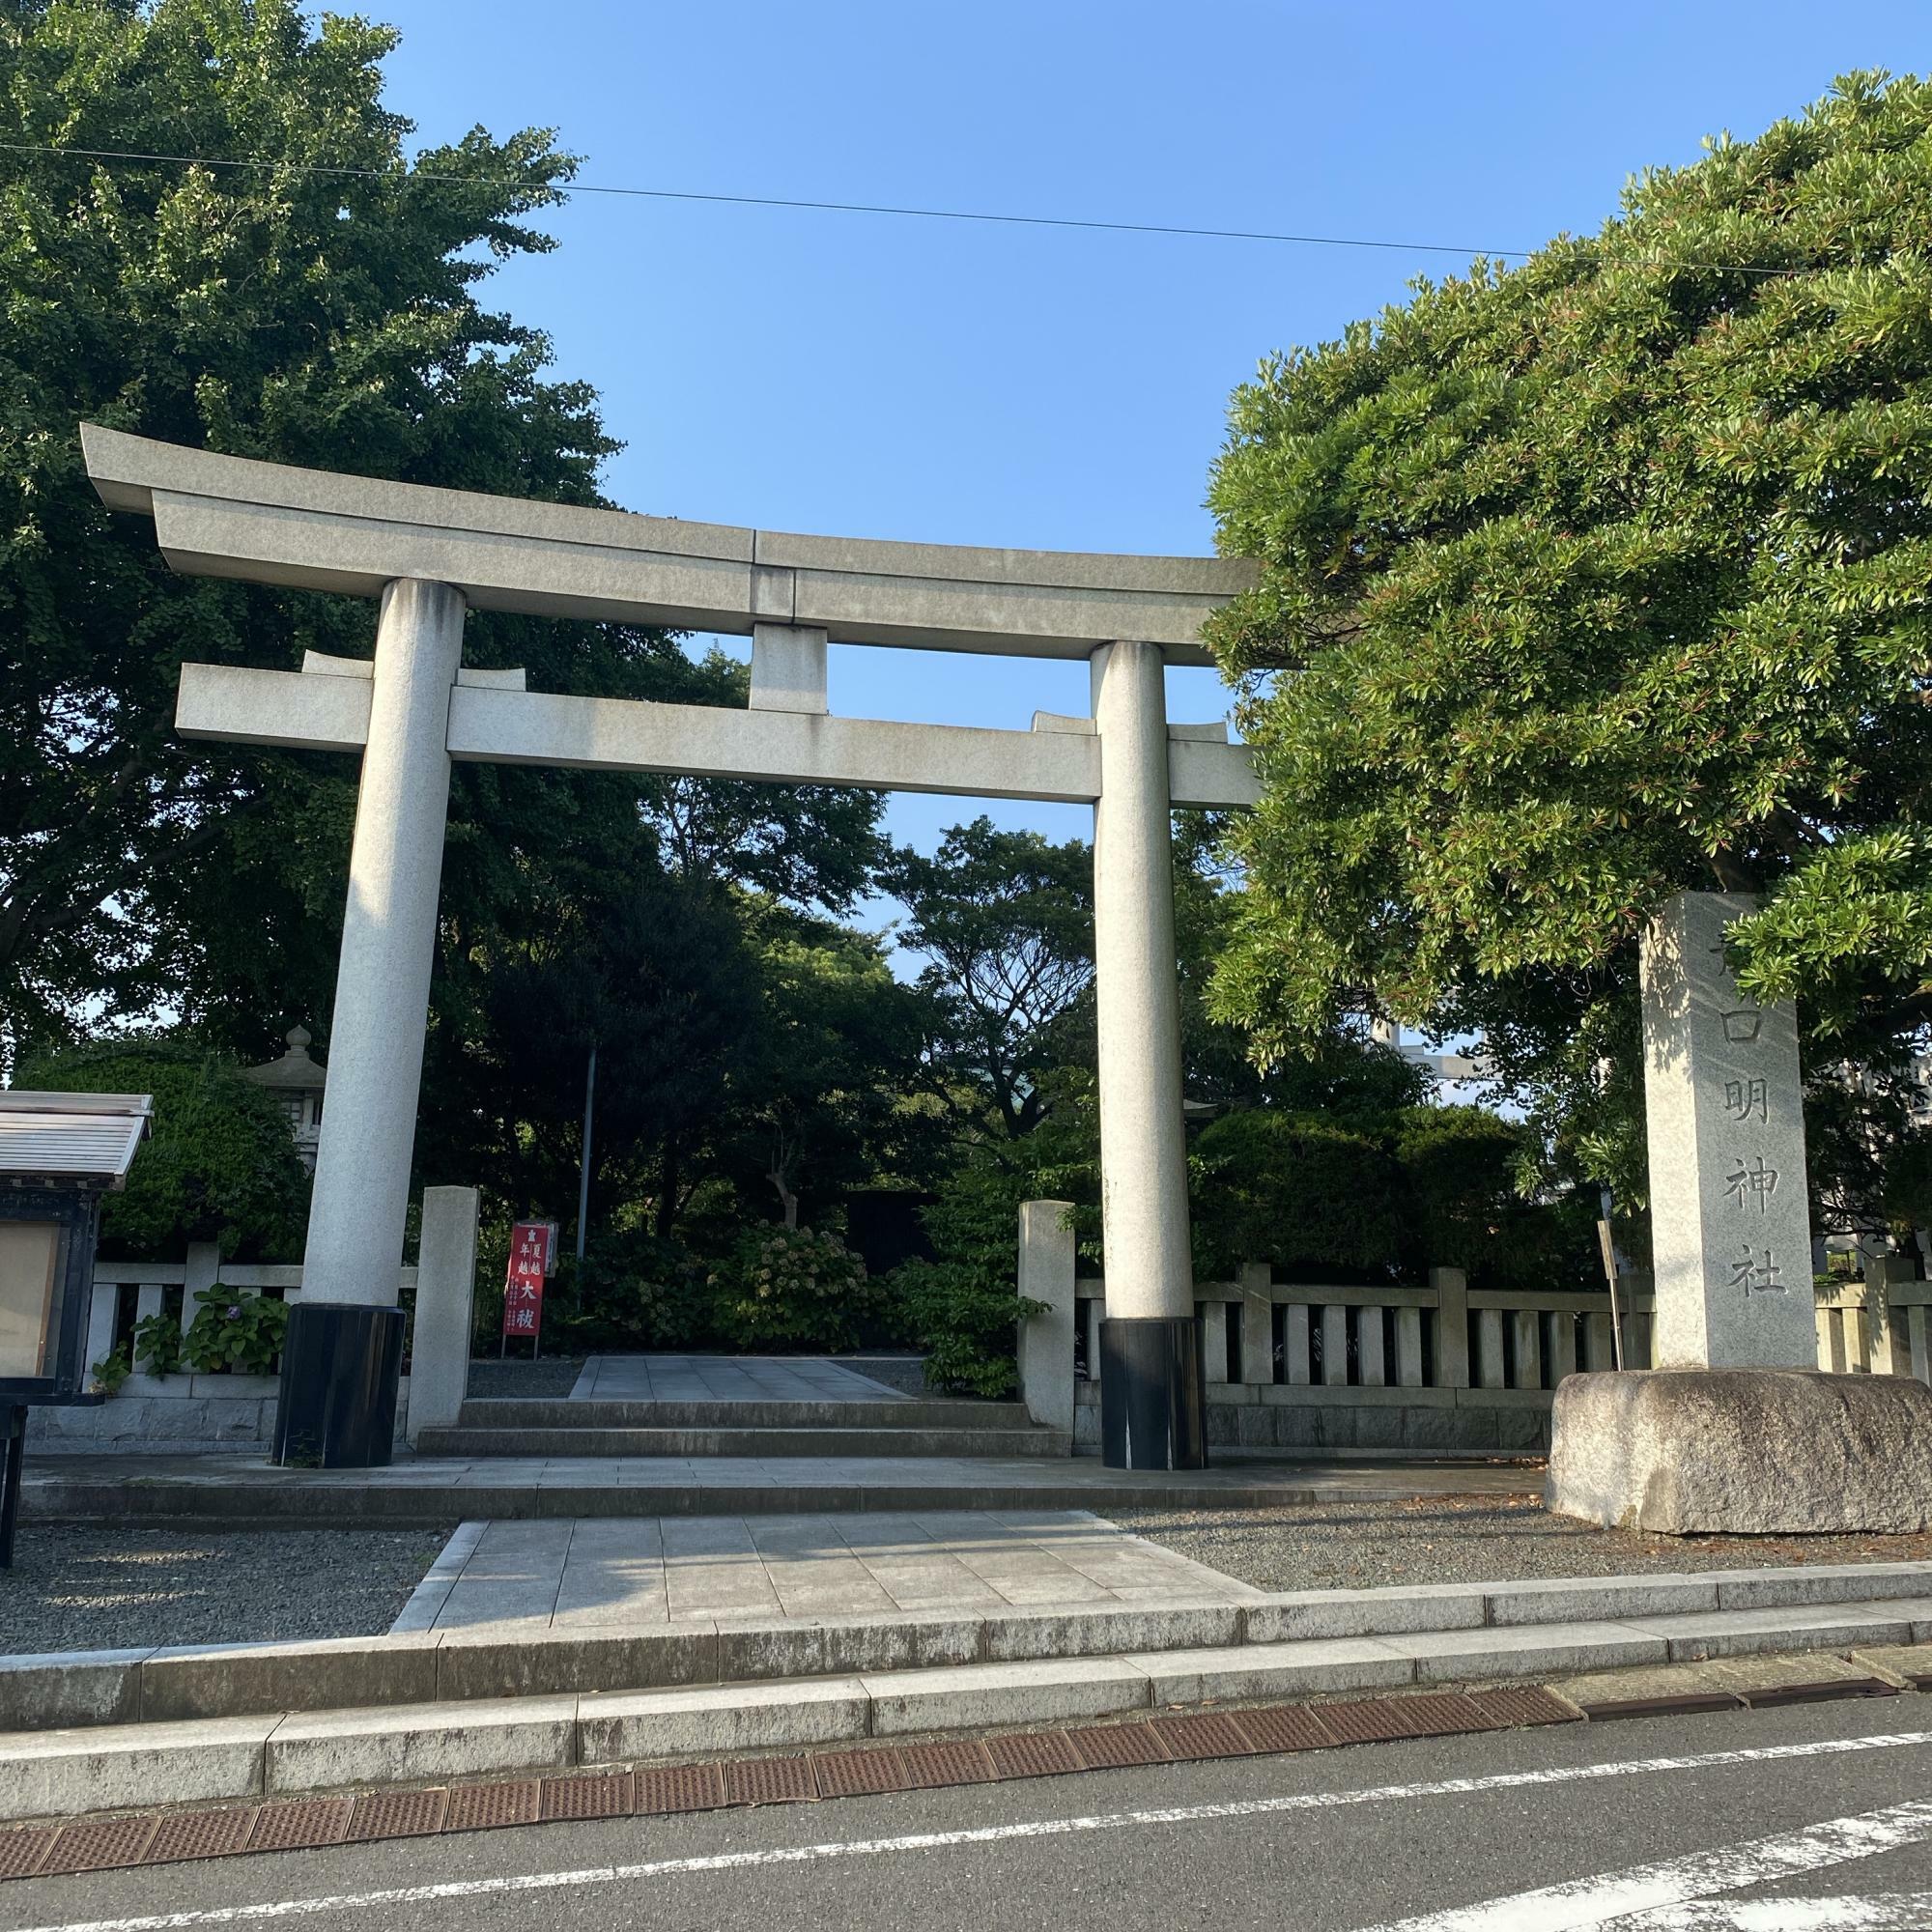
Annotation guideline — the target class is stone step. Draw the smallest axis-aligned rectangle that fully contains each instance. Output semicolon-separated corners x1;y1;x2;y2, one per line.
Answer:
9;1559;1932;1738
12;1600;1932;1824
454;1398;1042;1431
413;1426;1074;1459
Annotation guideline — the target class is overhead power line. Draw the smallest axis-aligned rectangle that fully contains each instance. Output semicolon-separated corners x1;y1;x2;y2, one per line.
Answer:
0;139;1801;275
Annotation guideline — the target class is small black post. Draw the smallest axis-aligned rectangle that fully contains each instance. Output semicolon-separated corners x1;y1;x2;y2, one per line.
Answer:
0;1404;27;1571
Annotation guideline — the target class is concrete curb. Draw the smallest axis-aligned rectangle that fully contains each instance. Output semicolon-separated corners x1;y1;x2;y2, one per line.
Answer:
20;1473;1524;1521
9;1559;1932;1738
8;1590;1932;1823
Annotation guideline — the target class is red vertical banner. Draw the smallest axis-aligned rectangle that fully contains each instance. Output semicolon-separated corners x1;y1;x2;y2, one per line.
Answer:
501;1220;549;1341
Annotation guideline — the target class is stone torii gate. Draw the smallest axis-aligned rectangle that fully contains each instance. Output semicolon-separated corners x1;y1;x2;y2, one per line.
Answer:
82;424;1260;1471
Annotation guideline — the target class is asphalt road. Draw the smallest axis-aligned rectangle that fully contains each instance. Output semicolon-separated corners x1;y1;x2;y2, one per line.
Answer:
8;1700;1932;1932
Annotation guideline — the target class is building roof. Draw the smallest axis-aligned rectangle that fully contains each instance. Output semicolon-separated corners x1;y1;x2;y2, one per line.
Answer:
0;1092;153;1188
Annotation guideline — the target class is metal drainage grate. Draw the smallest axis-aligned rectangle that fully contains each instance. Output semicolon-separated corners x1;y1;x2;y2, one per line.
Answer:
145;1808;261;1866
722;1756;817;1805
0;1830;58;1884
810;1749;912;1799
635;1763;727;1814
541;1772;635;1821
348;1788;449;1842
1149;1712;1261;1761
39;1817;159;1876
896;1741;999;1788
446;1781;543;1833
1065;1722;1172;1770
1469;1686;1579;1728
247;1796;355;1853
985;1730;1082;1779
1236;1705;1335;1755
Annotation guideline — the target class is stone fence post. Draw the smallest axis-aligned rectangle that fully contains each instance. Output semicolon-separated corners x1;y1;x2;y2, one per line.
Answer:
180;1240;221;1339
1016;1200;1076;1440
1431;1265;1470;1389
407;1186;480;1446
1237;1262;1273;1387
1865;1254;1917;1378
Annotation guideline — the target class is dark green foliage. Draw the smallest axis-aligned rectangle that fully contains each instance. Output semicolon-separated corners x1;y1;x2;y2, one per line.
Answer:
182;1285;289;1375
885;1075;1098;1393
17;1036;307;1258
707;1226;876;1352
1190;1110;1403;1280
0;0;616;1056
885;818;1093;1140
1391;1107;1598;1293
892;1261;1047;1398
131;1310;181;1377
548;1230;709;1354
1205;72;1932;1226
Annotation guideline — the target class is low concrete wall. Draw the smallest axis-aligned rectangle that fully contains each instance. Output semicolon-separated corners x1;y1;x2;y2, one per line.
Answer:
28;1377;411;1454
1072;1381;1550;1453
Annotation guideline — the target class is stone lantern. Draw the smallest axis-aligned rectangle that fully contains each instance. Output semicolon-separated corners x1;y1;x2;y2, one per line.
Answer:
243;1026;327;1174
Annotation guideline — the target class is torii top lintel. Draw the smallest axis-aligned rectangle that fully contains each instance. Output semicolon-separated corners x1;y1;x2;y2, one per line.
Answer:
80;424;1257;664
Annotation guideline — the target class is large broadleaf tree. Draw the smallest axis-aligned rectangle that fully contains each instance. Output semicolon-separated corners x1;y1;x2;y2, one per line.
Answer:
1205;71;1932;1236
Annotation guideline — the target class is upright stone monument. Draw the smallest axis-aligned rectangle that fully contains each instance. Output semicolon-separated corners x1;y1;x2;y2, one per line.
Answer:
1643;891;1817;1372
1548;890;1932;1533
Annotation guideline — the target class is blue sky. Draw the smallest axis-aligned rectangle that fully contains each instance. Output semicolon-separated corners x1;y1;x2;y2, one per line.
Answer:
372;0;1928;871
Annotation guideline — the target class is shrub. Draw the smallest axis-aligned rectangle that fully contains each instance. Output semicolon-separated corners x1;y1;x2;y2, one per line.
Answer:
708;1226;873;1351
1190;1109;1403;1279
131;1310;183;1378
16;1037;308;1259
889;1259;1046;1398
1392;1107;1598;1292
182;1288;289;1375
90;1346;131;1397
550;1230;711;1352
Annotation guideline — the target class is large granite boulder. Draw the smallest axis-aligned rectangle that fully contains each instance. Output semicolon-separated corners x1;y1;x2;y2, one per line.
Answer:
1546;1368;1932;1535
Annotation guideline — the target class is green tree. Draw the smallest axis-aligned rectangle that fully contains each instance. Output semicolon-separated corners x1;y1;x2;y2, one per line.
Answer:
1205;72;1932;1223
0;0;615;1059
885;818;1094;1137
16;1035;307;1257
0;1;895;1256
717;910;940;1231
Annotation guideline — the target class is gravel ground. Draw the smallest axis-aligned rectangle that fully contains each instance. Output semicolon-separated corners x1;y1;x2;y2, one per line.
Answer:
0;1524;457;1656
1117;1493;1932;1593
463;1356;586;1398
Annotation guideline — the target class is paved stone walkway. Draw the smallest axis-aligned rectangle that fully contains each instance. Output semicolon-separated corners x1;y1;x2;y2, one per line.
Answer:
393;1509;1262;1634
566;1355;907;1402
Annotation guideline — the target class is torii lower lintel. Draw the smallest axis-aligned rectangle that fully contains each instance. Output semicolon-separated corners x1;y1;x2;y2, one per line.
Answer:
174;662;1263;810
87;424;1262;1473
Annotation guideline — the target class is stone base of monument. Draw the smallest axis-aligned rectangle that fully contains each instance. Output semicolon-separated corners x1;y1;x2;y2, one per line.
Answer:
1546;1368;1932;1535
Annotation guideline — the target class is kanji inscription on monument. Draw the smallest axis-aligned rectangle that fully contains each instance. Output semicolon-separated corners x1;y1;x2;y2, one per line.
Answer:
1640;891;1815;1369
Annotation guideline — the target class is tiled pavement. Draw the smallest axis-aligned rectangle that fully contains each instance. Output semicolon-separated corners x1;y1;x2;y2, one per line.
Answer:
566;1355;909;1403
394;1509;1264;1634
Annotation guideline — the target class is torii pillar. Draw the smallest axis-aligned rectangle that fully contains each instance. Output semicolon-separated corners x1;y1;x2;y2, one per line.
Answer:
1091;640;1204;1467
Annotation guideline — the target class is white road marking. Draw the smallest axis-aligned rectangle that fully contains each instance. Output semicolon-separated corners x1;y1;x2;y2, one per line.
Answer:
12;1729;1932;1932
1608;1899;1932;1931
1359;1796;1932;1931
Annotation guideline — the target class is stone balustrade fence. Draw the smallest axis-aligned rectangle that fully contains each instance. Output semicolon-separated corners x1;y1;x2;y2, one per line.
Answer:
1014;1201;1932;1455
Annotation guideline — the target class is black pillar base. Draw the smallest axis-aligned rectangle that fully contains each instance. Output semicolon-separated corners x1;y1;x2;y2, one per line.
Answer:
274;1303;405;1469
1098;1317;1208;1471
